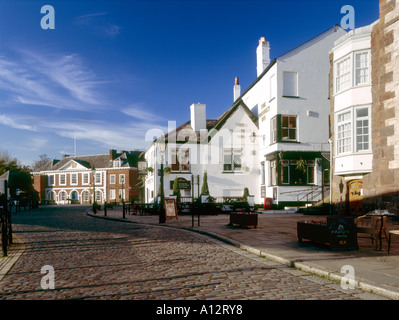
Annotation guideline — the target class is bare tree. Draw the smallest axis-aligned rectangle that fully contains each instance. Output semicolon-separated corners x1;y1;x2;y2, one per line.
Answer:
31;154;51;171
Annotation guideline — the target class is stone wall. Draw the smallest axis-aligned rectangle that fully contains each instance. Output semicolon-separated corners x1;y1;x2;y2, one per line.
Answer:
363;0;399;211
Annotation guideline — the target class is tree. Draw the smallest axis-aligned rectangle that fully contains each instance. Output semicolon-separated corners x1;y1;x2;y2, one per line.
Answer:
172;178;181;203
243;187;249;201
0;150;26;176
200;171;209;195
31;154;51;171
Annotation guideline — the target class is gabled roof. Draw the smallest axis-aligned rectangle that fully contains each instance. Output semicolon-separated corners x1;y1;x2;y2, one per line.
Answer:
33;150;144;173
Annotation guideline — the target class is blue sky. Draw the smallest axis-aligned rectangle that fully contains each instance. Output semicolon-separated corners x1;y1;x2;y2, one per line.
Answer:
0;0;379;166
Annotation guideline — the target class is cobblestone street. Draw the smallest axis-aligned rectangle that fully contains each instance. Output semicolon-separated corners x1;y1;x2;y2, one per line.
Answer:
0;206;383;300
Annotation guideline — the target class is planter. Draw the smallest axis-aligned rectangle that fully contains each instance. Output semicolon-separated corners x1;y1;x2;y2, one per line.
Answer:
229;213;258;229
297;216;358;251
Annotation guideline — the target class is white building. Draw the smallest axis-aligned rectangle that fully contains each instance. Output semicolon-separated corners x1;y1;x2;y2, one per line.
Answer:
144;100;260;204
330;21;377;215
238;26;347;208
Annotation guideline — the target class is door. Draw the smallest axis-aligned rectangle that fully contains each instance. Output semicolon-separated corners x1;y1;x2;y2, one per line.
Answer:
348;179;363;215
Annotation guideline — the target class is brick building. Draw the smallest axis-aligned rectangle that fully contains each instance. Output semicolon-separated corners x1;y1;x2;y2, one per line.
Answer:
32;149;146;205
330;0;399;214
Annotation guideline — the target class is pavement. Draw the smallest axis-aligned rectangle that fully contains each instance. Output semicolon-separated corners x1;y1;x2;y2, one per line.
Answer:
85;206;399;300
2;205;399;300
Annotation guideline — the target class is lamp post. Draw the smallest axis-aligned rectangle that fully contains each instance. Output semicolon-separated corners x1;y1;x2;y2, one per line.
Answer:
158;139;166;223
92;167;96;213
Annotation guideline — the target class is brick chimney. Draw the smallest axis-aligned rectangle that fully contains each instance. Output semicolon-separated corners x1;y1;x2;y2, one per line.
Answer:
109;149;117;160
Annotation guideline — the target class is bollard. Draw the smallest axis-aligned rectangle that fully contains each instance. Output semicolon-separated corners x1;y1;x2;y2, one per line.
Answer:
122;202;126;219
104;202;107;216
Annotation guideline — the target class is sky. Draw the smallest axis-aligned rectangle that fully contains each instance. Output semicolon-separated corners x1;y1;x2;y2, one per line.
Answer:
0;0;379;167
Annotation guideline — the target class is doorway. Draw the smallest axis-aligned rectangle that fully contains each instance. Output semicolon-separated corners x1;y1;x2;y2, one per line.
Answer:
348;179;363;215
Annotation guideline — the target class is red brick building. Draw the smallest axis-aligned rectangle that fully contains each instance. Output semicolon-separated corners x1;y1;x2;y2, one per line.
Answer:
32;149;146;205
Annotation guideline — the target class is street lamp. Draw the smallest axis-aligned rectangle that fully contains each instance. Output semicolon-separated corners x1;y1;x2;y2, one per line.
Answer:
92;167;96;213
158;139;166;223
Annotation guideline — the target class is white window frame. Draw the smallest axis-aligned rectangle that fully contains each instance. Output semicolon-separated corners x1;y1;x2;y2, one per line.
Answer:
336;105;371;156
110;174;116;184
335;55;352;93
354;51;371;86
59;174;66;186
336;110;352;155
95;172;102;185
119;174;125;184
110;189;116;200
281;115;297;141
60;190;67;201
118;189;126;200
334;50;371;94
355;106;371;152
223;149;242;172
283;71;298;97
82;173;89;185
70;173;78;186
48;174;55;186
83;190;89;202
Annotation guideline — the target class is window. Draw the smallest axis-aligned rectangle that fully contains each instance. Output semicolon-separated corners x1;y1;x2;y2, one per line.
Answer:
337;111;352;154
110;189;116;200
119;174;125;184
355;52;370;85
110;174;116;184
83;190;89;202
281;116;297;141
269;160;277;186
283;72;298;97
260;162;265;185
223;149;242;172
119;189;125;200
336;56;351;92
95;190;102;202
271;117;278;143
71;191;79;200
271;115;298;142
95;172;101;184
60;191;67;201
48;175;55;186
280;160;289;184
307;160;315;184
82;173;89;185
171;148;190;172
59;174;66;186
113;159;122;167
70;173;78;185
335;50;371;93
356;107;370;152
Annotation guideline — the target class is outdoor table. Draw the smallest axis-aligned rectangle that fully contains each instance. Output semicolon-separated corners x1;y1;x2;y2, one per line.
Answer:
366;210;396;251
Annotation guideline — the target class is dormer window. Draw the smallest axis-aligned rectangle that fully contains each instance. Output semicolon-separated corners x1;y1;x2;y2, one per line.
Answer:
113;159;122;167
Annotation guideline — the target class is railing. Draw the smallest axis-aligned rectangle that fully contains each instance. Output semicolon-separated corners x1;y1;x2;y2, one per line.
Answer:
279;185;330;206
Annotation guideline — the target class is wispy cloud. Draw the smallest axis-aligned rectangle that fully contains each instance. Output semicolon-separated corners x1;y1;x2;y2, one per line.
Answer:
0;49;105;111
74;12;122;38
0;114;38;131
121;104;166;122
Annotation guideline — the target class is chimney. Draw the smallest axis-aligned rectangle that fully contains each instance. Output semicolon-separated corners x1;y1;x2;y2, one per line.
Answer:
233;77;241;102
62;154;69;159
256;37;271;77
109;149;117;160
190;103;206;132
